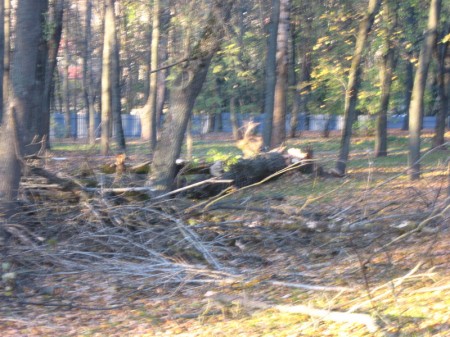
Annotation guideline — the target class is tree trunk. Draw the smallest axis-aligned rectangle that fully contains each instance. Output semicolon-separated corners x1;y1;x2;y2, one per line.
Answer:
262;0;280;148
335;0;381;175
375;0;398;157
432;24;449;148
230;96;241;140
11;0;48;152
42;0;64;148
1;0;48;216
402;56;415;130
408;0;441;180
0;0;4;123
271;0;290;148
402;4;420;131
101;0;115;155
288;18;301;138
83;0;96;145
32;0;50;140
111;3;126;150
143;0;161;149
63;14;71;139
150;1;234;192
1;0;11;124
0;108;21;218
156;7;170;128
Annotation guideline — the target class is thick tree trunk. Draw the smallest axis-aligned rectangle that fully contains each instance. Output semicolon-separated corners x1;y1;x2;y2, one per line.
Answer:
150;1;234;192
11;0;48;152
101;0;115;155
271;0;290;148
335;0;381;175
408;0;441;180
32;0;50;140
1;0;47;216
375;0;398;157
262;0;280;148
432;25;449;148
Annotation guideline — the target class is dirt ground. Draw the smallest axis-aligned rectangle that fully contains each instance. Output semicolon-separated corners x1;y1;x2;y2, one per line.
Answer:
1;131;449;336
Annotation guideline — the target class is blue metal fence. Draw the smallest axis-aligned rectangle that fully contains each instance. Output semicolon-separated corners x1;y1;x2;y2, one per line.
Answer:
50;112;445;139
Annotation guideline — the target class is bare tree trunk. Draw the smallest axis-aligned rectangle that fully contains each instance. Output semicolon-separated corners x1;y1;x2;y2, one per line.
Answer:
111;3;125;150
0;0;4;123
375;0;398;157
156;7;170;128
335;0;381;175
402;4;419;131
63;14;71;139
1;0;10;124
230;96;241;140
42;0;64;148
432;24;449;148
83;0;96;145
0;108;21;218
271;0;290;148
1;0;47;216
12;0;48;152
101;0;115;155
288;18;300;138
150;1;234;192
142;0;161;149
408;0;441;180
262;0;280;148
402;55;415;130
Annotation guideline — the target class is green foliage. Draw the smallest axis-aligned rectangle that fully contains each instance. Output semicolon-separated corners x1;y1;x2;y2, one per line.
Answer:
352;117;376;137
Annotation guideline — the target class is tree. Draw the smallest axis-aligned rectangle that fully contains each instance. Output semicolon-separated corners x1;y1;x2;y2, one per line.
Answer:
262;0;280;148
335;0;381;176
150;0;234;192
82;0;97;145
111;1;125;150
101;0;115;155
288;2;312;138
62;12;71;139
408;0;441;180
142;0;162;149
270;0;290;148
432;23;449;148
41;0;64;148
11;0;48;150
1;0;48;216
1;0;10;124
0;0;4;123
375;0;398;157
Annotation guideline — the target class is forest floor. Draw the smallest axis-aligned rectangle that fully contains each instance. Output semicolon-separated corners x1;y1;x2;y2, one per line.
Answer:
1;130;449;336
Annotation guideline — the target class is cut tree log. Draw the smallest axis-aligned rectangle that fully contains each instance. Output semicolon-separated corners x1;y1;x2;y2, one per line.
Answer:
223;152;288;188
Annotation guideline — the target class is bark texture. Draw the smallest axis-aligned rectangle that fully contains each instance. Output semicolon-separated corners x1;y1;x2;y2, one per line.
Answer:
408;0;441;180
271;0;290;148
375;0;398;157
